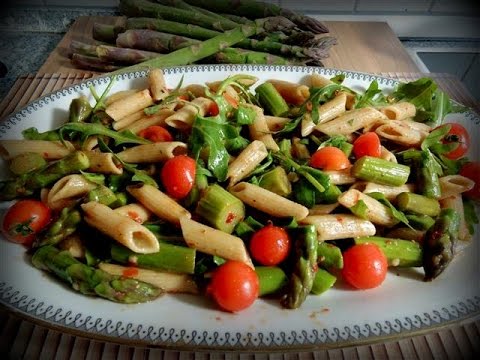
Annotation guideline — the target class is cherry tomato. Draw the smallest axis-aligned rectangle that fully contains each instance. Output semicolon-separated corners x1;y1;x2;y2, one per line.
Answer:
2;199;52;246
310;146;351;171
206;101;219;117
249;224;291;266
460;161;480;202
207;260;259;312
353;132;382;159
160;155;196;199
435;123;470;160
138;126;173;143
341;243;388;289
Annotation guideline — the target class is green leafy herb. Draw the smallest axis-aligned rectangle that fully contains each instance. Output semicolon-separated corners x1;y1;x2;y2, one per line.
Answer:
234;105;256;125
80;171;105;185
355;80;388;108
368;192;412;228
22;127;60;141
59;123;150;146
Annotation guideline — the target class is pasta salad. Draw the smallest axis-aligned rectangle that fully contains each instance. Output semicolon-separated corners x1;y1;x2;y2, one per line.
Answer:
0;69;478;312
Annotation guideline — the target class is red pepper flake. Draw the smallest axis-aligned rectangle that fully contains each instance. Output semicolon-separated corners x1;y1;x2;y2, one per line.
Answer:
43;152;49;158
321;308;330;313
225;212;236;224
306;101;313;112
127;211;142;223
122;267;139;278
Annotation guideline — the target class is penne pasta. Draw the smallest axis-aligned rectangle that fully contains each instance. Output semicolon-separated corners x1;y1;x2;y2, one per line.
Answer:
300;214;376;241
315;107;387;136
0;140;74;160
164;97;213;130
105;89;138;107
246;104;279;151
180;217;253;268
47;174;96;211
99;263;198;294
123;109;175;134
380;102;416;120
105;88;154;121
227;140;268;186
117;142;187;163
113;203;152;224
338;189;398;226
375;120;430;147
363;182;415;201
265;115;291;132
439;175;475;200
380;146;398;163
308;203;339;215
230;182;309;220
324;168;356;185
59;234;85;258
302;92;347;136
81;201;159;254
85;151;123;174
307;73;333;88
439;195;472;241
148;68;169;102
127;184;191;226
267;79;310;105
292;137;310;159
112;109;145;130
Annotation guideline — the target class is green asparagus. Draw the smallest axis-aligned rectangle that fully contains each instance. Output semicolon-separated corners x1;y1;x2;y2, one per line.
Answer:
36;208;82;247
281;225;318;309
8;153;46;175
68;96;92;123
317;241;343;269
351;156;410;187
311;268;336;295
255;266;288;296
71;53;122;72
32;246;162;303
396;192;441;217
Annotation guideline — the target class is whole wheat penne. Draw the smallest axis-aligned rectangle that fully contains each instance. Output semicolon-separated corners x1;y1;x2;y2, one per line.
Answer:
124;109;175;134
182;84;207;98
300;214;376;241
112;109;145;130
113;203;152;224
227;140;268;186
338;91;357;110
302;92;347;136
439;195;471;241
180;217;253;268
308;73;333;88
105;88;154;121
292;137;310;159
267;79;310;105
376;120;430;147
127;184;191;226
85;151;122;174
439;175;475;199
47;174;96;211
324;168;356;185
230;182;309;220
117;142;187;163
105;89;138;107
81;136;98;151
99;263;198;294
0;140;74;160
338;189;398;226
246;104;279;151
59;234;85;258
308;203;339;215
149;68;169;102
164;97;213;130
363;182;415;201
207;83;239;103
315;107;387;136
380;102;416;120
380;146;398;163
265;115;291;132
81;201;159;254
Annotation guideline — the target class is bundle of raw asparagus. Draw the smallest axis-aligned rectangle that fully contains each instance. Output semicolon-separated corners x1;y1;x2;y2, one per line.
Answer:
70;0;337;72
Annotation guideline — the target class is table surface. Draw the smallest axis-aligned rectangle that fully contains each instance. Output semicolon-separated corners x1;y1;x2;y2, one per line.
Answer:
37;16;421;75
0;71;479;359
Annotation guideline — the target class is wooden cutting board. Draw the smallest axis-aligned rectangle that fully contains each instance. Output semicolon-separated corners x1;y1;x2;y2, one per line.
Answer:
38;16;420;74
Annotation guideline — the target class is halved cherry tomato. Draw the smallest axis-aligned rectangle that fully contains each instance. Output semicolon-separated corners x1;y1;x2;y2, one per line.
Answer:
206;101;219;117
249;224;291;266
435;123;470;160
2;199;51;247
138;125;173;143
353;132;382;159
310;146;351;171
341;243;388;289
160;155;196;199
207;260;259;312
460;161;480;202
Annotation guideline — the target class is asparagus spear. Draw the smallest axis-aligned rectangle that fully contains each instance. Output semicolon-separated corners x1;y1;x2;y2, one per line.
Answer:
69;96;92;122
281;225;318;309
71;53;122;72
36;208;82;247
423;208;460;281
110;15;297;74
182;0;329;34
96;45;163;64
93;22;125;43
31;246;162;303
120;0;238;31
211;47;318;65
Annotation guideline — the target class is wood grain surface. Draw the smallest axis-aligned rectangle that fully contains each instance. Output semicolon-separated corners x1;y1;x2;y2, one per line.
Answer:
37;16;421;75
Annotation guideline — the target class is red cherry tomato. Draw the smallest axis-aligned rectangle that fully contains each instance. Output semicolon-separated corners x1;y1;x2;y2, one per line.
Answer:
2;199;52;246
435;123;470;160
249;224;291;266
353;132;382;159
207;260;259;312
138;125;173;143
160;155;196;199
206;101;219;117
341;243;388;289
460;161;480;202
310;146;351;171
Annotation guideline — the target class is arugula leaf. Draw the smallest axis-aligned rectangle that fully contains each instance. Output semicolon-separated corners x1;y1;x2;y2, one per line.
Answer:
330;74;345;84
367;192;412;228
274;153;327;193
234;105;256;125
317;135;353;156
59;123;150;146
349;199;369;219
92;76;116;112
391;77;437;108
272;115;302;134
189;115;238;181
355;80;388;108
22;127;60;141
80;171;105;185
421;124;450;151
